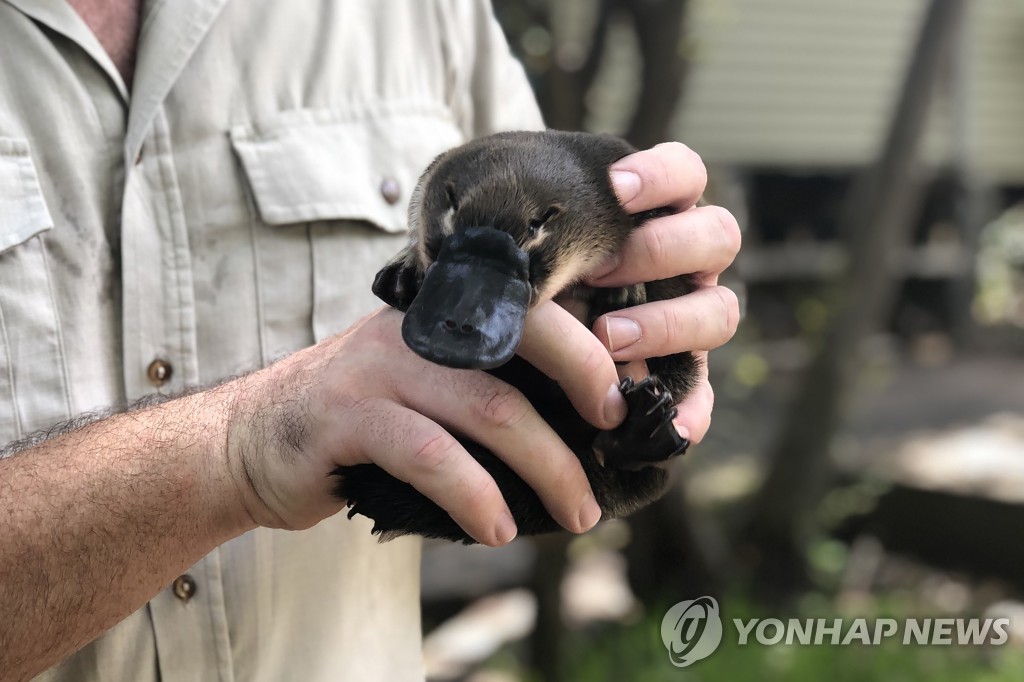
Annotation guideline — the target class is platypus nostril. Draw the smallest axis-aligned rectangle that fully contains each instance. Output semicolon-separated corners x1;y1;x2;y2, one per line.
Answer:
460;323;475;334
443;319;457;330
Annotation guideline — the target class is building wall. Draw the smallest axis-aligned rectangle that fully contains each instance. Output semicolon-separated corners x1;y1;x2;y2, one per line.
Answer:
674;0;1024;183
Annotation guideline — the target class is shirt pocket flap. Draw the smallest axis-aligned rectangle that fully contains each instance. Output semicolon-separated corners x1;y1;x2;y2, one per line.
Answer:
230;106;464;232
0;137;54;254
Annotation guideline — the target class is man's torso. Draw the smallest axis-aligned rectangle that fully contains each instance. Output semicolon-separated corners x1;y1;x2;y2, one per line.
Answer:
0;1;542;679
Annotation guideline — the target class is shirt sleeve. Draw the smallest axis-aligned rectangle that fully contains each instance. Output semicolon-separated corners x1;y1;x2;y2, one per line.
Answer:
440;0;546;139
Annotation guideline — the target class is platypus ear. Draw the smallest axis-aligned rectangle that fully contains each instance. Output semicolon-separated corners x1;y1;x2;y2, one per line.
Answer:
372;243;424;312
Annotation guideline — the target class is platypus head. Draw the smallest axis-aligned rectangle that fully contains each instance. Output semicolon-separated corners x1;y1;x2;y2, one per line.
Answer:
389;131;636;370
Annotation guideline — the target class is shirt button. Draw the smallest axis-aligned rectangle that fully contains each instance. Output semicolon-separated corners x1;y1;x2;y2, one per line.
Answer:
146;359;173;387
380;177;401;205
172;575;197;602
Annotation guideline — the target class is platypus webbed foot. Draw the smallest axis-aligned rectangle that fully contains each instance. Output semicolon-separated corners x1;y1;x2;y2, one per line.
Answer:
592;376;690;470
372;245;424;312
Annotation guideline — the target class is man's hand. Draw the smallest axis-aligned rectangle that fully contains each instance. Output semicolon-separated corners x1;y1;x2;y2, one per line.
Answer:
227;308;603;546
593;142;740;444
228;141;736;548
519;142;740;446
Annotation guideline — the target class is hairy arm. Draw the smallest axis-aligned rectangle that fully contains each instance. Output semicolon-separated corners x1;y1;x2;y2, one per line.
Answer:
0;385;256;681
0;308;613;680
0;140;736;681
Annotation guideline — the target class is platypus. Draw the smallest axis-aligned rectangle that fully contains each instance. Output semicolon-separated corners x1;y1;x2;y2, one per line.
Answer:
333;130;700;543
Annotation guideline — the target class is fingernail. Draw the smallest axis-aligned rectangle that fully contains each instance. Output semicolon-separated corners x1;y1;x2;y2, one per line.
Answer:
578;493;602;532
495;511;518;545
604;382;627;425
610;170;641;205
672;416;691;442
605;316;641;352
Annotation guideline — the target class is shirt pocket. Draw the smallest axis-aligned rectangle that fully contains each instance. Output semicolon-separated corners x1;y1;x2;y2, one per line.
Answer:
230;104;465;344
0;136;71;444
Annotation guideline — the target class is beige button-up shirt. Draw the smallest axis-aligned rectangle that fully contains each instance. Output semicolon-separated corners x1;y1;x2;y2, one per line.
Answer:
0;1;543;679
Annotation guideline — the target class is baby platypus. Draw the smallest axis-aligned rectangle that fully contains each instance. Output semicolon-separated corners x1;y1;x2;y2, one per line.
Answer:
333;130;700;543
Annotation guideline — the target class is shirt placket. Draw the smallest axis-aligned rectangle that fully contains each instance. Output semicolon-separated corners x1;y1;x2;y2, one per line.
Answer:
118;1;234;677
121;109;199;401
120;107;236;682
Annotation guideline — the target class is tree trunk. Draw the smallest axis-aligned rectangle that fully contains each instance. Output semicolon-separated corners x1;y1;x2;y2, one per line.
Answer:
527;533;570;682
622;0;689;149
743;0;967;598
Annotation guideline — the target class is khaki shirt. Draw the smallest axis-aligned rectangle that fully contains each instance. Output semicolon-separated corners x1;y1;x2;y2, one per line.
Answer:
0;1;543;680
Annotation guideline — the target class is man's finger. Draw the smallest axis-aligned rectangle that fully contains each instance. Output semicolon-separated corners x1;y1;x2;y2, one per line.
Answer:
616;359;649;384
347;397;516;546
589;205;741;287
671;353;714;444
593;286;740;361
518;301;627;431
609;141;707;214
394;354;601;534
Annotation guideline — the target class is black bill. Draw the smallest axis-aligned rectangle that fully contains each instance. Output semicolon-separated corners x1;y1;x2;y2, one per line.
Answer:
402;227;532;370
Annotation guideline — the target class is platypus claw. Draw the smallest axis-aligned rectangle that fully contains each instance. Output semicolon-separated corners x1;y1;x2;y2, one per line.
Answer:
592;376;690;470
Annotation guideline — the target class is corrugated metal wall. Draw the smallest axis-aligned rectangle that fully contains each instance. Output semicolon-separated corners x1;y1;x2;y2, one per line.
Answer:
674;0;1024;183
967;0;1024;182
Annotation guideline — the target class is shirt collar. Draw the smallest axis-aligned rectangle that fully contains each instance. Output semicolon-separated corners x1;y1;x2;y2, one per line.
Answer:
125;0;231;167
4;0;231;169
3;0;129;101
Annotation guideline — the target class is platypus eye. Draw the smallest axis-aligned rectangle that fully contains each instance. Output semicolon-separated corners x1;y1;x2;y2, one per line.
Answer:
445;182;458;210
528;205;562;235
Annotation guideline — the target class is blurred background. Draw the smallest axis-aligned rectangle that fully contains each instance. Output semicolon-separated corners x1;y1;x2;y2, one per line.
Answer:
420;1;1024;679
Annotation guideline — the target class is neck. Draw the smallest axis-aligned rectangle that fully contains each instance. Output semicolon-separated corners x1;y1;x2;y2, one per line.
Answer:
67;0;143;87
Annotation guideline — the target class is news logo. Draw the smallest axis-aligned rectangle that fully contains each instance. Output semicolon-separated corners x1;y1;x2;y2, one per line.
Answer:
658;595;1012;669
660;596;724;667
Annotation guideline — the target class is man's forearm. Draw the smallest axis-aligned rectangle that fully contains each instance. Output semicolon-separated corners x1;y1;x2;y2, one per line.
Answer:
0;383;257;681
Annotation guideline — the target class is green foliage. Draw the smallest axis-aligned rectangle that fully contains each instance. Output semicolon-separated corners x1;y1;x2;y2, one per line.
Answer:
974;205;1024;328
